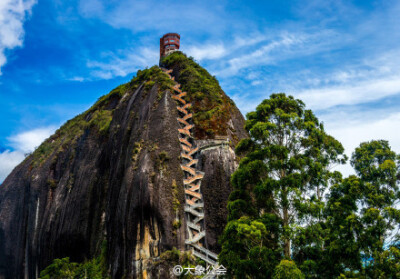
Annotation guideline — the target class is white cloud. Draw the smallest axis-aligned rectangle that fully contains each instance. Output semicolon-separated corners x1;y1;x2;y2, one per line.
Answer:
225;45;400;115
78;0;228;34
296;75;400;110
0;150;25;183
0;0;37;74
224;35;300;75
290;49;400;110
233;33;269;48
68;76;85;82
320;108;400;178
87;47;159;79
185;43;227;61
214;30;341;77
0;126;55;183
7;127;56;152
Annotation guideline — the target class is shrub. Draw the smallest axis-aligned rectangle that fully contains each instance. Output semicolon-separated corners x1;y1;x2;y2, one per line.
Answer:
273;260;305;279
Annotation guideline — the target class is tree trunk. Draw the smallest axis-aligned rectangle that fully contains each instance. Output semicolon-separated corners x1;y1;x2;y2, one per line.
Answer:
283;206;291;258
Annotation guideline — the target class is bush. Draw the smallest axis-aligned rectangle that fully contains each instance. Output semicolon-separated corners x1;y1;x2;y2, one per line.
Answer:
40;257;108;279
273;260;305;279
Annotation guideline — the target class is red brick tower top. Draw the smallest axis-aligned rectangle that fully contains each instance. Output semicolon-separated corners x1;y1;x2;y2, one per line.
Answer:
160;33;180;58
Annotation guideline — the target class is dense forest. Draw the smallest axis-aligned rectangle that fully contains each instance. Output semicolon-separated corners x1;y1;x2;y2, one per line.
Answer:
219;93;400;278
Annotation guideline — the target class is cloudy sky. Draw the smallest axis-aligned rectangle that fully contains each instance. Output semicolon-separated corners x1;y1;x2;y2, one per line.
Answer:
1;0;400;182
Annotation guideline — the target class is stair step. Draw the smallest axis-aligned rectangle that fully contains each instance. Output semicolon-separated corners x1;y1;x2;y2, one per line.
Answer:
185;189;202;199
187;183;200;192
177;106;188;115
183;103;192;109
184;173;204;184
179;137;192;147
192;250;218;266
185;159;198;167
188;146;198;156
181;152;193;161
178;128;191;137
187;221;201;231
190;244;219;260
172;95;186;104
185;230;206;244
181;165;196;176
184;206;204;217
183;113;193;120
177;118;190;127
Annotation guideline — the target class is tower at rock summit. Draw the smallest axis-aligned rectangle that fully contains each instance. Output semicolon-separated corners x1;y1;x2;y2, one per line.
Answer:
160;33;180;58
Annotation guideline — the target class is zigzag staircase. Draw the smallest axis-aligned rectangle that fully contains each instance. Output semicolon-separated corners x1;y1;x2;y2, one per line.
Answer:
161;68;219;268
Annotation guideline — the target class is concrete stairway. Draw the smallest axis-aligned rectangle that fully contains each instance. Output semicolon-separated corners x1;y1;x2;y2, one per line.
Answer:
161;68;219;269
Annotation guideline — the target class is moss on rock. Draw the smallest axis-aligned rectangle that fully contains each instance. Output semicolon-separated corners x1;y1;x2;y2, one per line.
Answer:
161;51;236;139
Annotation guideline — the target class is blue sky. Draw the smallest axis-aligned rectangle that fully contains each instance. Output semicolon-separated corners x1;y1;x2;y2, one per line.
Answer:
1;0;400;181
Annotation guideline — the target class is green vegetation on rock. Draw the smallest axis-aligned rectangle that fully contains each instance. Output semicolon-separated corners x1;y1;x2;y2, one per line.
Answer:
39;257;107;279
30;66;175;169
171;179;180;212
161;51;236;139
40;241;109;279
130;66;175;93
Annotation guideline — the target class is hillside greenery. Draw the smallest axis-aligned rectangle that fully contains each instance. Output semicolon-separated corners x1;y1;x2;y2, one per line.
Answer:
161;51;237;139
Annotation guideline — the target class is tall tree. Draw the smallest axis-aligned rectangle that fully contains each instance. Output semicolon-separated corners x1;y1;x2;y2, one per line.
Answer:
350;140;400;278
323;175;364;277
219;94;346;277
321;140;400;278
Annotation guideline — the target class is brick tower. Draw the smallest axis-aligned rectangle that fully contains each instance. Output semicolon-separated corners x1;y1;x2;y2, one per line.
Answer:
160;33;180;58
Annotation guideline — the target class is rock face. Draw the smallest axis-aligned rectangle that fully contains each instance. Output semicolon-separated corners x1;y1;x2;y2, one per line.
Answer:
0;53;247;278
196;140;238;252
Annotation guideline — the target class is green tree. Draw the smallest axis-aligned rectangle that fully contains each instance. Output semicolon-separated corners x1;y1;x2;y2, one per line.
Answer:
323;175;364;277
350;140;400;278
74;258;105;279
39;254;108;279
39;257;78;279
322;140;400;278
219;216;281;278
219;93;346;278
273;259;304;279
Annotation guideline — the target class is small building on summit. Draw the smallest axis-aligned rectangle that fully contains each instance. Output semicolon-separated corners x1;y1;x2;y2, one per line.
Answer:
160;33;180;58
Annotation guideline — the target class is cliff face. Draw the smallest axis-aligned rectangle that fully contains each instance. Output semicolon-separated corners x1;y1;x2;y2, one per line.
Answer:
0;53;247;279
